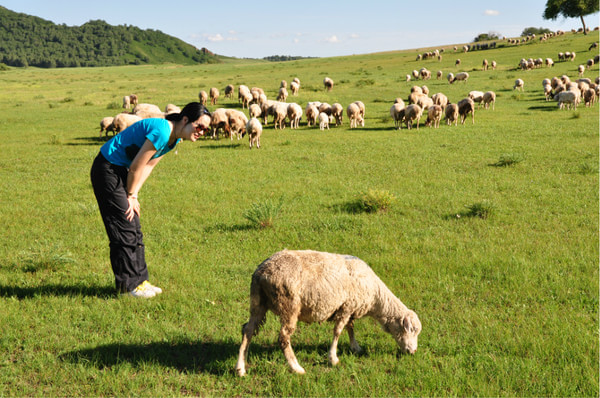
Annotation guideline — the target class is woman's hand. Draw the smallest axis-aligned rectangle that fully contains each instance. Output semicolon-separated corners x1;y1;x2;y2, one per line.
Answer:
125;196;140;221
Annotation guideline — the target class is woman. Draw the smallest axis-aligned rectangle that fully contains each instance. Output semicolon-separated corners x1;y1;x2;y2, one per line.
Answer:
91;102;211;298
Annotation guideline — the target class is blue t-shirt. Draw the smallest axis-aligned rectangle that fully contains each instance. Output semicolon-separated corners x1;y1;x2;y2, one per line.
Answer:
100;118;180;167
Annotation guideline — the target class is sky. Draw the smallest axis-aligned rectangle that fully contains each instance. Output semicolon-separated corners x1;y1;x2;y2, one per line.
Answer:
1;1;598;59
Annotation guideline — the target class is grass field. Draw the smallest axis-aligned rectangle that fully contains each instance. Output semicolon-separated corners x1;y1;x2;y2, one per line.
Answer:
0;31;598;396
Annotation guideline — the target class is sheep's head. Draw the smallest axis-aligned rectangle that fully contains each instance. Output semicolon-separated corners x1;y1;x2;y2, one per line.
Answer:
384;310;421;355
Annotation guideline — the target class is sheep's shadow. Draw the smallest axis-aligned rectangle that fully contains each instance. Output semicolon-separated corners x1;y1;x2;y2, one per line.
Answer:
67;136;109;145
198;142;243;150
59;339;241;374
204;222;255;233
0;283;116;299
527;105;557;112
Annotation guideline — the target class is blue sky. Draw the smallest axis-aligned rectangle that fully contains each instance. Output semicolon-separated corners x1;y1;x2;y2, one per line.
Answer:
1;1;597;58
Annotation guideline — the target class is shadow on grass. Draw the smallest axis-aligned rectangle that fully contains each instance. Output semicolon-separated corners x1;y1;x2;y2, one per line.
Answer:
60;339;367;374
66;136;109;146
0;283;116;299
204;222;255;233
198;142;243;150
527;105;556;112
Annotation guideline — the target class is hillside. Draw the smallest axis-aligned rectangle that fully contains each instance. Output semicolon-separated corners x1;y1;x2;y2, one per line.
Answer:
0;6;221;68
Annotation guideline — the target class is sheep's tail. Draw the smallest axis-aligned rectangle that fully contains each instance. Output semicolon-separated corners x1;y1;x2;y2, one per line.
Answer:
242;276;268;337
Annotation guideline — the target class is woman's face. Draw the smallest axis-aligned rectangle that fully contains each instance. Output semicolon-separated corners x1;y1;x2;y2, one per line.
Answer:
184;114;211;141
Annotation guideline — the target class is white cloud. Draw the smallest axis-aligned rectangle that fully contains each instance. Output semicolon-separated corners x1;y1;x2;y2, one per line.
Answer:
325;35;339;43
484;9;500;16
349;33;359;39
293;38;300;44
205;33;224;42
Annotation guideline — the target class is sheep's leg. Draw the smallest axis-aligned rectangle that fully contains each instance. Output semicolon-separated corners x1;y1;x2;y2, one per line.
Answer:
236;304;267;376
346;321;363;354
279;312;305;374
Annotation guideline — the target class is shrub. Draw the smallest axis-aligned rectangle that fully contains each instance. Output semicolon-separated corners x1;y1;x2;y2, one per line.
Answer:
243;196;284;229
464;200;495;219
493;153;524;167
353;189;396;213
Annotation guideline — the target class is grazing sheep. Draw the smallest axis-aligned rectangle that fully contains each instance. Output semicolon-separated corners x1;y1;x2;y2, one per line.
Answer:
546;58;554;67
450;72;469;84
129;94;138;108
578;64;585;77
235;250;422;376
346;103;362;129
323;77;334;91
421;85;429;95
436;70;443;80
482;91;496;109
251;87;265;104
491;60;497;70
455;59;461;66
198;90;208;105
404;104;423;130
133;103;163;119
445;103;459;126
352;101;366;126
513;79;525;91
246;117;262;149
122;96;130;110
224;84;235;99
419;68;431;80
164;104;181;115
112;113;142;133
447;72;454;84
406;74;411;82
390;103;406;129
280;80;288;89
227;109;249;140
277;87;289;102
249;103;262;119
583;88;596;107
240;90;253;110
331;103;344;126
270;102;288;129
543;84;553;101
556;90;578;109
425;105;443;128
292;77;301;86
209;108;231;139
290;81;300;96
412;70;420;80
468;91;485;107
318;112;330;130
238;85;250;103
416;95;434;111
287;103;303;129
305;103;319;127
318;102;332;118
457;98;475;124
99;116;115;138
482;59;489;70
210;87;220;105
431;93;448;110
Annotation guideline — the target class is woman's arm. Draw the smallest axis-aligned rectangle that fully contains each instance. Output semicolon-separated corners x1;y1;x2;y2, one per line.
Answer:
125;139;163;221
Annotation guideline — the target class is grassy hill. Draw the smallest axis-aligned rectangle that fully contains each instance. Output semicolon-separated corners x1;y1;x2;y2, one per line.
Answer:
0;6;220;67
0;30;597;396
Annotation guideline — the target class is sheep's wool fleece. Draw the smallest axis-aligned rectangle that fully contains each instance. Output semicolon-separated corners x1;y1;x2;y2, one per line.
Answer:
253;250;386;323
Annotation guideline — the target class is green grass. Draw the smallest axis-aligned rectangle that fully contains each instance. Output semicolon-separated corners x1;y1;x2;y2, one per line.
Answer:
0;31;598;397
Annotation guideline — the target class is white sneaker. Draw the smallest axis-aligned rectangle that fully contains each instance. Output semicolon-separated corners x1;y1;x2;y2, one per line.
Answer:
144;280;163;295
128;281;157;298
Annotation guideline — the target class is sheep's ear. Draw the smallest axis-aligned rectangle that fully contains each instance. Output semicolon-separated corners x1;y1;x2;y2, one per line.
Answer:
402;314;414;333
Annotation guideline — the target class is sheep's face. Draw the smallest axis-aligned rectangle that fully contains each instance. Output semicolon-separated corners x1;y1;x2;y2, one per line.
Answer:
386;310;421;355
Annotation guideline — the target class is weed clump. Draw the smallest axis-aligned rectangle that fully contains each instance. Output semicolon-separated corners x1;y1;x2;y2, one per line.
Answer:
464;200;495;219
353;189;396;213
244;196;284;229
493;153;524;167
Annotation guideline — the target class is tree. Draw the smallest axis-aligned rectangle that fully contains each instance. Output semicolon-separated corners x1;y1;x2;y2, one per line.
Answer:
543;0;599;35
473;31;501;42
521;27;552;36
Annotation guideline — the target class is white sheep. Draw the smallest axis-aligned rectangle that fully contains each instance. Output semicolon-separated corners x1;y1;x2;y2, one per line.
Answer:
556;90;578;109
122;95;130;110
99;116;115;138
164;104;181;114
436;70;443;80
270;102;288;129
404;104;422;130
280;80;287;89
587;59;595;70
318;112;330;130
390;103;406;129
305;103;319;127
431;93;448;110
249;103;262;119
198;90;208;105
287;103;303;129
457;98;475;124
235;250;422;376
290;81;300;96
450;72;469;84
416;95;434;111
445;103;459;126
491;60;497;70
330;103;344;126
578;64;585;77
277;87;288;102
122;94;138;110
513;79;525;91
468;91;485;107
209;108;231;139
246;117;262;149
133;103;164;119
352;101;366;126
227;109;248;140
238;85;250;104
482;91;496;109
543;84;553;101
346;103;363;129
210;87;220;105
425;105;443;128
482;59;489;71
545;58;554;67
583;88;596;107
112;113;142;133
323;77;334;91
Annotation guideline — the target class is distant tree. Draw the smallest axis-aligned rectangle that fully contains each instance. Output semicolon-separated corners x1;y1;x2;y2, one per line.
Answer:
543;0;599;35
473;31;501;42
521;27;553;36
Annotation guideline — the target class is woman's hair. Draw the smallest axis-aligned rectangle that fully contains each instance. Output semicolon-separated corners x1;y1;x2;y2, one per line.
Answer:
165;102;211;123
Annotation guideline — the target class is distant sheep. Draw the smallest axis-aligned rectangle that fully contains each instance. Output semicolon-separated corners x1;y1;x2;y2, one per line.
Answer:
318;112;330;130
113;113;142;133
209;108;231;139
431;92;448;110
353;101;366;126
246;117;262;149
450;72;469;84
390;103;406;129
424;105;443;128
445;103;459;126
287;103;303;129
556;90;578;110
545;58;554;67
277;87;289;102
578;64;585;77
331;103;344;126
323;77;334;91
198;90;208;105
513;79;525;91
227;109;248;140
491;60;497;70
224;84;235;99
346;103;363;129
235;250;422;376
482;59;489;70
468;90;485;106
249;104;262;119
404;104;423;130
133;103;164;119
164;104;181;115
436;70;443;80
210;87;220;105
305;103;319;127
583;88;596;107
99;116;115;138
290;81;300;96
457;98;475;124
482;91;496;110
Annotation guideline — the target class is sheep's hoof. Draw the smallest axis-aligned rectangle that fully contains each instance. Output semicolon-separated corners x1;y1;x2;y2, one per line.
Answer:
236;367;246;377
291;365;306;375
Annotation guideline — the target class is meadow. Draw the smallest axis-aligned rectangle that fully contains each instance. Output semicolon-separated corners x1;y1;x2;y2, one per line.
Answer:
0;31;598;396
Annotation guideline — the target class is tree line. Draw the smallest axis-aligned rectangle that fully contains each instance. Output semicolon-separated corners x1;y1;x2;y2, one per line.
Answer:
0;6;220;68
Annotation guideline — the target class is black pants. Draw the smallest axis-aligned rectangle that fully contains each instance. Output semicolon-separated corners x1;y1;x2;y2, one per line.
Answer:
90;153;149;293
